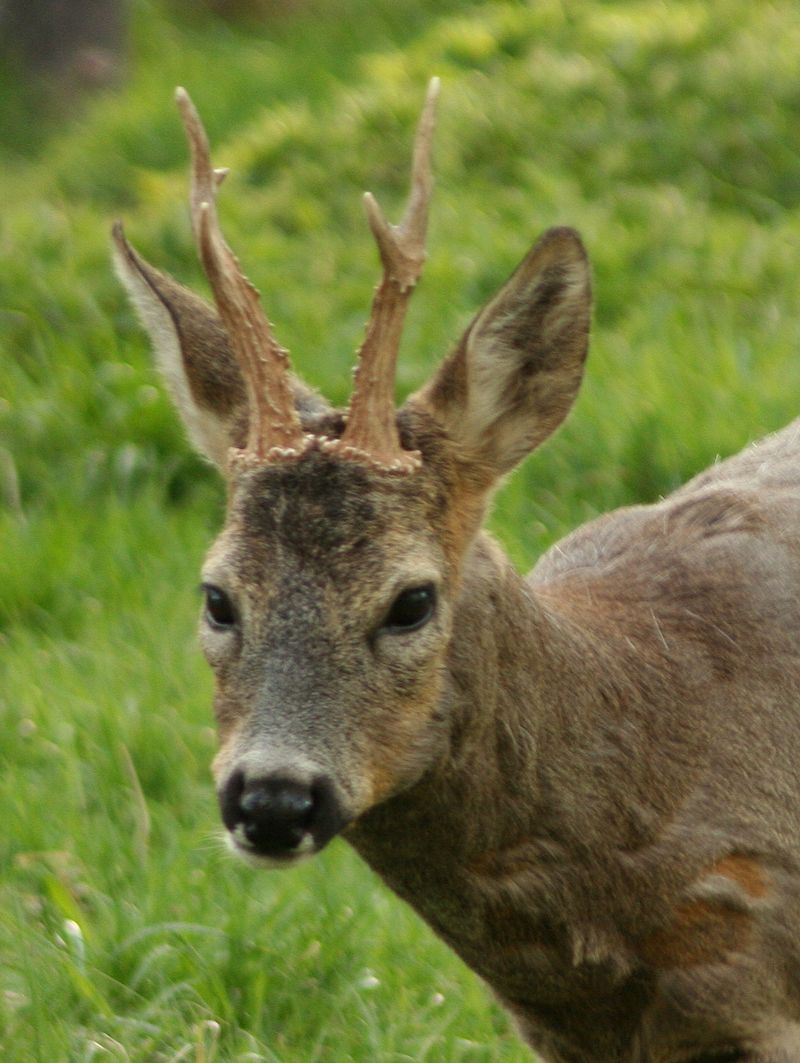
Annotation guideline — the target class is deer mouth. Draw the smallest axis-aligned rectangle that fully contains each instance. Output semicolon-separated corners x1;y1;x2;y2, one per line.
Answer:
226;821;319;869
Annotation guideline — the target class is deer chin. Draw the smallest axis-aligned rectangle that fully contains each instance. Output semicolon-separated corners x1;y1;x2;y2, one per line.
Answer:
226;823;318;870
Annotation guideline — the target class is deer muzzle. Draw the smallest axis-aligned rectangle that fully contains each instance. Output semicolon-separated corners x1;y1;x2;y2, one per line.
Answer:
218;768;348;867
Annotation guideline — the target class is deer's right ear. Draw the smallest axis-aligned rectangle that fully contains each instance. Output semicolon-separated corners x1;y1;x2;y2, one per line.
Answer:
113;223;332;467
412;227;591;478
112;222;249;467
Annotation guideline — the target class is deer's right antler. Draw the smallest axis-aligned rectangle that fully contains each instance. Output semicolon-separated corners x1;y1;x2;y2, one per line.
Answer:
176;87;307;466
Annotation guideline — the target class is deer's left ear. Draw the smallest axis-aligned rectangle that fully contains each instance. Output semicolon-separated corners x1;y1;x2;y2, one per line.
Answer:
410;226;591;476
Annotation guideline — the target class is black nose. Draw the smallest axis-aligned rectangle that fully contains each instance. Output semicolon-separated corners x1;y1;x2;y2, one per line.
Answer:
219;771;345;859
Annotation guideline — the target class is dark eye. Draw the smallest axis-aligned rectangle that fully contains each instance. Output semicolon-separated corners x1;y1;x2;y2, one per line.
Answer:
203;584;237;630
383;583;436;634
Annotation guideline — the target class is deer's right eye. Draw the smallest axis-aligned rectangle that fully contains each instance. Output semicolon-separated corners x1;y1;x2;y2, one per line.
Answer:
203;584;237;630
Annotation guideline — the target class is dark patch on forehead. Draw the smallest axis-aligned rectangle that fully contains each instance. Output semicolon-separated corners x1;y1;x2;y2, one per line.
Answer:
237;455;385;562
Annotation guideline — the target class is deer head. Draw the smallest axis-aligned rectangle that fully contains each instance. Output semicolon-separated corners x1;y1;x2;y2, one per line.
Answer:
113;82;591;866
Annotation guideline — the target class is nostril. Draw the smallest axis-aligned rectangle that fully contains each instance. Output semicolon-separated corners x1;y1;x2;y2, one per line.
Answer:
219;768;246;832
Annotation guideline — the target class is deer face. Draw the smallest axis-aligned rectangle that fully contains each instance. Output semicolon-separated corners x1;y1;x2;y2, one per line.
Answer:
201;443;464;865
113;84;590;866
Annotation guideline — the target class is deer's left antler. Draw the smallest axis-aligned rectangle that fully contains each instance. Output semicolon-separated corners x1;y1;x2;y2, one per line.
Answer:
330;77;440;473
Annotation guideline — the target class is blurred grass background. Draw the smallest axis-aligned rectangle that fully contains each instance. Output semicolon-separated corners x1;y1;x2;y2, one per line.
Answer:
3;0;800;1059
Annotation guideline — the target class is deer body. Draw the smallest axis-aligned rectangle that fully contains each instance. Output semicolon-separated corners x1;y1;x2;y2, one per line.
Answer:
114;85;800;1061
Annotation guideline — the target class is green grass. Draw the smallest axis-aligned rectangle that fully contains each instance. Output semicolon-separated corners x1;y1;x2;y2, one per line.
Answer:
3;0;800;1058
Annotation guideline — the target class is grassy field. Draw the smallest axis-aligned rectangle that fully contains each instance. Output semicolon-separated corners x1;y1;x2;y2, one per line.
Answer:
3;0;800;1059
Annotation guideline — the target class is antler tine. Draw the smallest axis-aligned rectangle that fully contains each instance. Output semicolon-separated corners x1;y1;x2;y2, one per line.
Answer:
337;77;440;472
175;87;305;465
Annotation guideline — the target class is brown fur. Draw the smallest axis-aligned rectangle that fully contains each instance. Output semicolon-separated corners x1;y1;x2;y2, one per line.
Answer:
115;162;800;1062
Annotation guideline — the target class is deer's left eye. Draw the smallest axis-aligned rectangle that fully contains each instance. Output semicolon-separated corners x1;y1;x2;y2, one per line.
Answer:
383;584;436;634
203;584;237;630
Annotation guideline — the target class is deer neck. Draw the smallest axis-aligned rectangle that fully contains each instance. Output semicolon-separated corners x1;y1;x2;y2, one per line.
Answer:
347;535;617;951
345;531;680;1011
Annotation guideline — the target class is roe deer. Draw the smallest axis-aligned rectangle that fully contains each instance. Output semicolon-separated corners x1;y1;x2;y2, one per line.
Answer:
113;81;800;1062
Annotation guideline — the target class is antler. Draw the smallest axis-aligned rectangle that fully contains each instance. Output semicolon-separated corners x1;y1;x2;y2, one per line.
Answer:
332;77;440;473
175;87;306;465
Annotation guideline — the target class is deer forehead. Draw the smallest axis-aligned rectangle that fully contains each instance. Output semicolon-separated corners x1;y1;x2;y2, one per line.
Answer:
204;455;449;598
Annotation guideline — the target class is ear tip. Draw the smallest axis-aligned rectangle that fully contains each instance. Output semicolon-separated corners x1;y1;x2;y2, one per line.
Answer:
538;225;588;260
524;226;591;287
